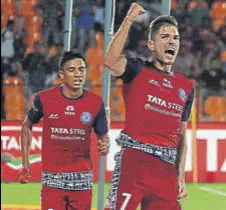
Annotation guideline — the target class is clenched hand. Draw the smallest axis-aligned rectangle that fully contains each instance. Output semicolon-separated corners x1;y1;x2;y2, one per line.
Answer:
97;135;110;156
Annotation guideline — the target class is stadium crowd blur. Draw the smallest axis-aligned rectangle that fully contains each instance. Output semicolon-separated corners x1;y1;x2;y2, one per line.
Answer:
1;0;226;122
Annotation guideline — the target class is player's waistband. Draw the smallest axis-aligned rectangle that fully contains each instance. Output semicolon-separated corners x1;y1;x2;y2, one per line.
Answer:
116;132;177;165
42;171;93;191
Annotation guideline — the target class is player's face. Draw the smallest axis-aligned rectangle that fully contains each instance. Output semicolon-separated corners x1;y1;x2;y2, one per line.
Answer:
148;25;180;65
60;58;86;90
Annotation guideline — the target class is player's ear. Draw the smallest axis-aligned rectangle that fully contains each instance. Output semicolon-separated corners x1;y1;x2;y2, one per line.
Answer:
148;40;155;52
59;69;64;80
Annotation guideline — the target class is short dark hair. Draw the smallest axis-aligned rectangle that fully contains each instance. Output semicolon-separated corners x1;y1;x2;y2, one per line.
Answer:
6;19;14;27
148;15;178;41
59;51;85;68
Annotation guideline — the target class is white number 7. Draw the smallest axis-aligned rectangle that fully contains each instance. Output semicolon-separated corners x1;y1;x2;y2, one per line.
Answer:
120;193;132;210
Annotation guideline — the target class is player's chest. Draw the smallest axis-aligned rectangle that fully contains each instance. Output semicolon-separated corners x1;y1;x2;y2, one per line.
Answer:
42;101;95;126
129;71;188;107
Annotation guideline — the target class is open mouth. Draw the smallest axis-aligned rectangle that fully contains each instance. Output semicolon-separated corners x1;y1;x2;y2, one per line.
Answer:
73;78;83;83
165;49;175;57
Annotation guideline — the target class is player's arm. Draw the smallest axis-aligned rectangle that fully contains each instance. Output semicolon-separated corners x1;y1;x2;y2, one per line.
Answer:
93;102;109;156
176;121;188;199
176;87;195;199
20;117;33;183
19;94;43;183
104;3;145;77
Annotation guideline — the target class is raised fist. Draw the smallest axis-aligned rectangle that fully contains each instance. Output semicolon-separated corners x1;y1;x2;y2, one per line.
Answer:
126;3;145;22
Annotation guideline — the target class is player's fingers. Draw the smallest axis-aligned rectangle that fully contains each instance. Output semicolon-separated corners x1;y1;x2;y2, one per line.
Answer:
99;145;109;155
100;150;109;156
97;140;109;154
177;188;188;199
99;143;109;148
178;191;188;199
97;141;102;149
99;145;109;151
178;185;183;194
99;146;109;152
98;140;109;147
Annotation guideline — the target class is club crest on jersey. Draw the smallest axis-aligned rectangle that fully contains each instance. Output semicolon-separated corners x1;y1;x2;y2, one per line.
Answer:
178;88;187;102
80;112;92;124
65;105;75;116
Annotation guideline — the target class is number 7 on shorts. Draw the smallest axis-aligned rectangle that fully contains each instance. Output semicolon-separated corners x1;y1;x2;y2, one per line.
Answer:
120;193;132;210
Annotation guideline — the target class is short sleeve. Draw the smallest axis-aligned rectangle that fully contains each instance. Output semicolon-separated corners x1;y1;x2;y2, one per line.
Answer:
182;87;195;122
116;57;143;84
93;102;108;135
27;94;43;124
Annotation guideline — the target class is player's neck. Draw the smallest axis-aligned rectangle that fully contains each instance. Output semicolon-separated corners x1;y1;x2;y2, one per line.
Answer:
62;86;83;99
153;59;172;73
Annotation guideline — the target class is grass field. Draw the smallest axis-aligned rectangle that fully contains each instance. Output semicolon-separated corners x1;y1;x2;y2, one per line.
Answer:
1;182;226;210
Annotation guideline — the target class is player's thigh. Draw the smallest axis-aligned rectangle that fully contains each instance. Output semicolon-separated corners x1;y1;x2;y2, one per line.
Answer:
140;196;181;210
140;198;151;210
41;186;66;210
148;198;181;210
69;190;92;210
115;149;144;210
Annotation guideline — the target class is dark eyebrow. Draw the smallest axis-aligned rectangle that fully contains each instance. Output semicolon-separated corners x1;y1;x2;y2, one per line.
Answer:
160;34;180;39
160;34;170;37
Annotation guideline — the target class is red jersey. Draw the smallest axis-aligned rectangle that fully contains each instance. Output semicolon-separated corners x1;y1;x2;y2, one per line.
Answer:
27;87;108;173
119;58;194;148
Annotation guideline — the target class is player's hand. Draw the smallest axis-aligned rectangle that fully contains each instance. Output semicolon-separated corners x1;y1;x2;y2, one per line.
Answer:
177;180;188;199
126;3;145;22
97;138;110;156
19;165;31;184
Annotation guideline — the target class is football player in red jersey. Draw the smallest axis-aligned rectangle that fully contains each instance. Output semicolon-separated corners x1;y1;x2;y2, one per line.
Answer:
19;51;110;210
104;3;194;210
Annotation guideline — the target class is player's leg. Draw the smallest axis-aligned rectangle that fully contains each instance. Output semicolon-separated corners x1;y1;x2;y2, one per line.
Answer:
142;156;181;210
140;197;151;210
41;186;67;210
105;148;144;210
147;198;181;210
140;196;181;210
66;189;92;210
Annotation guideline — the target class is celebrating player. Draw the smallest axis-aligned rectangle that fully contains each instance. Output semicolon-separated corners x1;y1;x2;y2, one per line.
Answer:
19;51;110;210
104;3;194;210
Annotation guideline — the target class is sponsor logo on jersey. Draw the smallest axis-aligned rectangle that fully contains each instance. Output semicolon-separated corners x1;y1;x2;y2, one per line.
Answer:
146;94;183;112
178;88;187;102
162;78;173;88
48;114;59;119
80;112;92;124
148;79;160;87
65;105;75;116
50;127;86;135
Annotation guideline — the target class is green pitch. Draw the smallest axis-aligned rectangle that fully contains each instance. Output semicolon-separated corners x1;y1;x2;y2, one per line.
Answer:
1;182;226;210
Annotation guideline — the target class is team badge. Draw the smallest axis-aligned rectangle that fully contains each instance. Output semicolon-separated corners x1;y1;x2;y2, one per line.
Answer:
80;112;92;124
178;88;187;102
